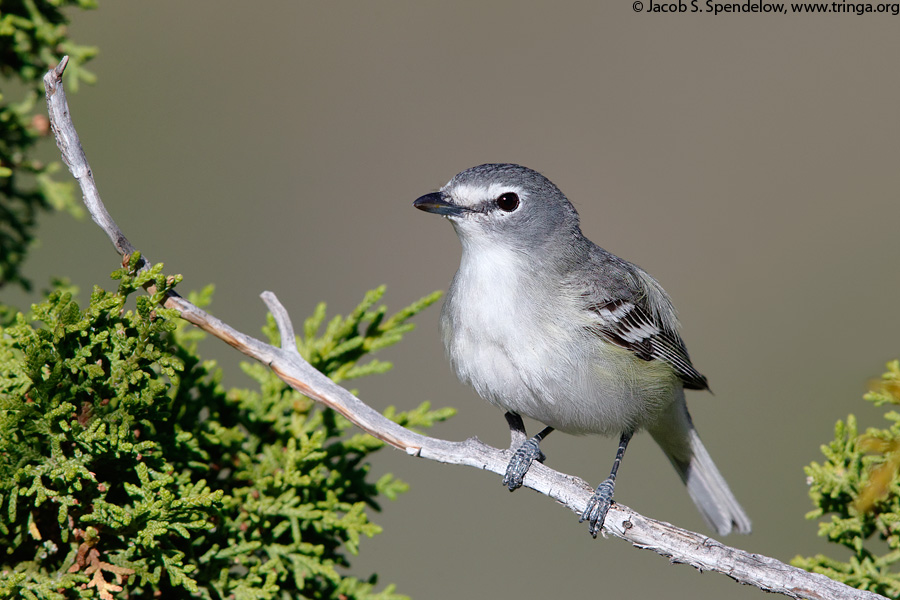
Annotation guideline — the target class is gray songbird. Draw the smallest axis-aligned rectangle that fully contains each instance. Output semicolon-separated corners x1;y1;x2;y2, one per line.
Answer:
413;163;751;537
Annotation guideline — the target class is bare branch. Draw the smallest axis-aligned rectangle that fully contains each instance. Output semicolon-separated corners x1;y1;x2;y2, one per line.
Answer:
44;57;140;265
42;57;886;600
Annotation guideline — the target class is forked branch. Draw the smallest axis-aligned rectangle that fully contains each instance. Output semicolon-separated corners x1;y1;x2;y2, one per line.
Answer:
43;57;884;600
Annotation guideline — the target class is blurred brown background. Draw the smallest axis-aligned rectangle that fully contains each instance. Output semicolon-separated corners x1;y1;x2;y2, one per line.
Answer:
7;2;900;598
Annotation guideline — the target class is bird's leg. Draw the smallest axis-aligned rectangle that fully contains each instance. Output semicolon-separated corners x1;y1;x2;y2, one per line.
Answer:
580;430;634;538
504;411;528;450
502;412;554;491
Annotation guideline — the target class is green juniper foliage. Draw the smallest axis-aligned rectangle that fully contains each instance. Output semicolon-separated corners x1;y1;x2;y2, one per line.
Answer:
793;360;900;598
0;0;97;291
0;255;450;599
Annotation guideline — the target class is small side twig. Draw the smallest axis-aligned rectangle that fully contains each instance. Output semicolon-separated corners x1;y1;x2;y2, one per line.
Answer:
42;57;885;600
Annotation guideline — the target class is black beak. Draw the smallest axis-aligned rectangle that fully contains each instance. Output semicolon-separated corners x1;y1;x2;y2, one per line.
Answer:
413;192;466;217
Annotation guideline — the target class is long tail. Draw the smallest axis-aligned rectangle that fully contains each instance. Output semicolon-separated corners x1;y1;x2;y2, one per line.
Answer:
648;391;752;536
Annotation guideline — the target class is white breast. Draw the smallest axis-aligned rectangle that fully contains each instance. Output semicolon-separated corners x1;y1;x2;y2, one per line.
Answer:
440;242;677;436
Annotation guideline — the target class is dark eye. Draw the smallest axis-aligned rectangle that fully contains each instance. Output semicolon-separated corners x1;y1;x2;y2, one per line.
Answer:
496;192;519;212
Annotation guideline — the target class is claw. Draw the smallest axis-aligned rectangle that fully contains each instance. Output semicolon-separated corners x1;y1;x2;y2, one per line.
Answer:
580;478;615;537
502;437;546;491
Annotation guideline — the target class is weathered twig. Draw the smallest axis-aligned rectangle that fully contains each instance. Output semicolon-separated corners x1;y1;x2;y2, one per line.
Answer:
43;57;885;600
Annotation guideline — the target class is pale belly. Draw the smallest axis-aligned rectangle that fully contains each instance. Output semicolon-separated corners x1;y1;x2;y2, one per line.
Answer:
440;241;678;435
441;295;678;436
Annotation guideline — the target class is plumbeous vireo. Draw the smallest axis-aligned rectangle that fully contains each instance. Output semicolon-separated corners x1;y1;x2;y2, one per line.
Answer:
413;163;751;537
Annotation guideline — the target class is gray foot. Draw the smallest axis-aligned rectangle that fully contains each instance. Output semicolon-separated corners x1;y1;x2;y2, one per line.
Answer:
502;437;546;491
580;478;615;538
